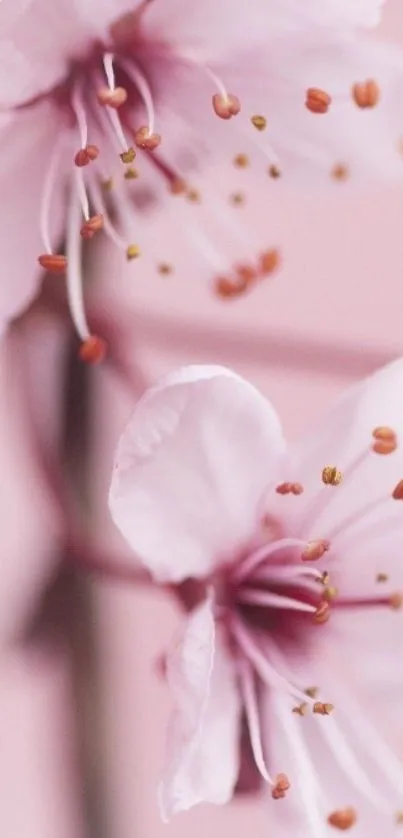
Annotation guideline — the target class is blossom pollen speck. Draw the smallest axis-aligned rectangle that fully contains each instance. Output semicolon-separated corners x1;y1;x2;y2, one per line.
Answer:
109;358;403;823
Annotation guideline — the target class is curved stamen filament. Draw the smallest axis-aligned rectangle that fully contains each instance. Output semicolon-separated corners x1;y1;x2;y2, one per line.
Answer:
237;587;316;613
96;66;131;154
234;537;308;583
121;59;156;134
71;81;88;149
90;178;128;251
75;167;90;221
238;657;275;785
274;695;327;838
103;51;117;91
66;185;90;342
232;618;312;705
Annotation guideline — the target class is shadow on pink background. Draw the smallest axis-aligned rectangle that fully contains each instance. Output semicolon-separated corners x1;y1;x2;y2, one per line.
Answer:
1;3;403;836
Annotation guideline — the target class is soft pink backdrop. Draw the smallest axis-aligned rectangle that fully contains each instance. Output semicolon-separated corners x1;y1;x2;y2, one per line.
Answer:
2;3;403;835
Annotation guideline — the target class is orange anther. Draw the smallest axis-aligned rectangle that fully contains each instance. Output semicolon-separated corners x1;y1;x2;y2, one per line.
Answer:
305;88;331;114
212;93;240;119
78;335;107;364
38;254;67;273
97;86;128;109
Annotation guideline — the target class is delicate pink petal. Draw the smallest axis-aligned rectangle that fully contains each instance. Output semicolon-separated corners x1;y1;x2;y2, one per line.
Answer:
222;34;403;184
283;357;403;576
109;366;285;583
159;598;240;820
143;0;386;63
0;102;63;330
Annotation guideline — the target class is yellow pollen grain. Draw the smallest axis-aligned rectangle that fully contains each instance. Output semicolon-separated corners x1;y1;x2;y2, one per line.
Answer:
331;163;349;181
158;262;173;275
305;686;319;699
101;177;114;191
120;148;136;164
268;164;281;179
292;702;309;716
187;189;201;203
124;167;140;180
251;114;267;131
322;465;343;486
234;153;249;168
396;811;403;825
324;586;338;601
376;572;389;583
230;192;245;206
126;244;141;260
321;571;330;586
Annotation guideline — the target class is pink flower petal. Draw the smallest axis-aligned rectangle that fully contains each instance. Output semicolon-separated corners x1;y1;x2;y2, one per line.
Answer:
286;357;403;562
109;366;285;583
159;598;240;820
0;102;63;330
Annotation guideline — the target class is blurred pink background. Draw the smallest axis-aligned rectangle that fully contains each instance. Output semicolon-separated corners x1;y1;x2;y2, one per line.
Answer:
2;3;403;836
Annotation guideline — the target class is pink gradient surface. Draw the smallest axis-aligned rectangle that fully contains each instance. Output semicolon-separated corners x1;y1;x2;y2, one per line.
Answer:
1;3;403;836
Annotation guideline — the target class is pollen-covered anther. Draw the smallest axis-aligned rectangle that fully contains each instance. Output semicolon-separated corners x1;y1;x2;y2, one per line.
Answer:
322;466;343;486
134;126;161;150
305;686;319;699
271;773;291;800
97;86;128;109
292;702;309;716
101;177;114;191
314;600;331;624
124;167;140;180
78;335;107;364
324;586;338;601
372;426;398;455
230;192;245;206
392;480;403;500
259;248;280;276
80;214;104;240
352;79;380;109
215;276;248;299
212;92;241;119
126;244;141;260
276;482;304;495
234;153;249;168
251;114;267;131
301;539;330;562
38;253;67;273
158;262;173;275
120;148;136;164
331;163;349;181
321;571;330;586
327;808;357;830
269;164;281;179
74;144;99;167
389;592;403;610
396;811;403;825
305;88;332;114
376;572;388;583
187;189;201;203
313;701;334;715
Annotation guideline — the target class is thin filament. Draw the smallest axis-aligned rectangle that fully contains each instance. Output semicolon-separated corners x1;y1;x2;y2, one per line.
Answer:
238;657;275;784
66;185;90;342
71;81;88;148
121;59;156;133
237;587;316;613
